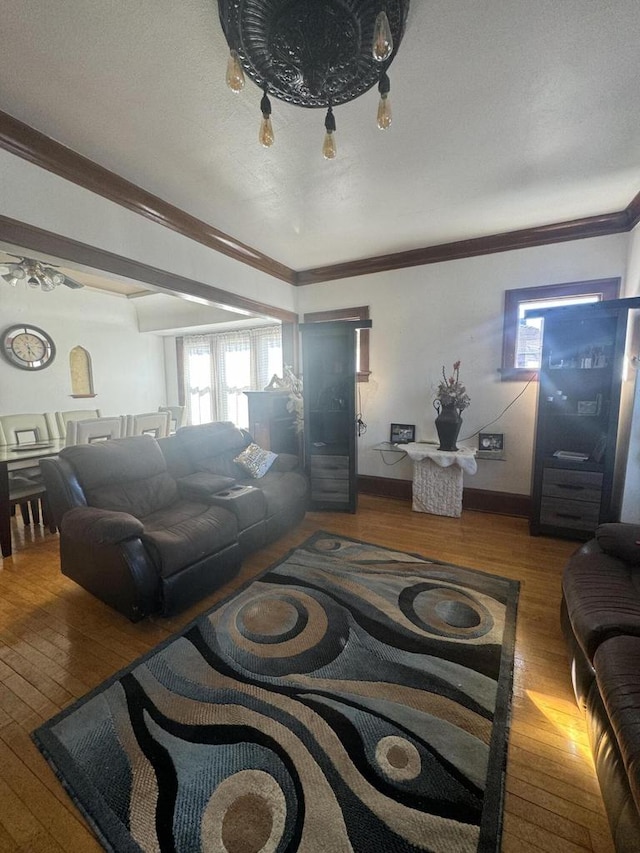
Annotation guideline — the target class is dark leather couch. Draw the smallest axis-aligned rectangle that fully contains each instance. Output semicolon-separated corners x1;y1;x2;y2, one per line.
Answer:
41;422;308;621
561;523;640;851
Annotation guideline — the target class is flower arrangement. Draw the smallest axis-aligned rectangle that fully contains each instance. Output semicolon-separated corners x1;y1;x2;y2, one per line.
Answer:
283;365;304;433
435;360;470;412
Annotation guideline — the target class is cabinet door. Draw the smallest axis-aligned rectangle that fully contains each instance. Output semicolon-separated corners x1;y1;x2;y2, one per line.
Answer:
300;322;361;512
530;304;629;538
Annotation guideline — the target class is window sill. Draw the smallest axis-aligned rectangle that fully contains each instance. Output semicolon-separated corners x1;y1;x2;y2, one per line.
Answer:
500;368;538;382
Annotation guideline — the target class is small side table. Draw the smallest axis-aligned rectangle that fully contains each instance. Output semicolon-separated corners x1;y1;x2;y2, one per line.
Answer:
402;444;477;517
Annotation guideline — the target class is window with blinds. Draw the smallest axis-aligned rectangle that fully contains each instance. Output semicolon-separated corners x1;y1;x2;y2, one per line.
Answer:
183;325;283;427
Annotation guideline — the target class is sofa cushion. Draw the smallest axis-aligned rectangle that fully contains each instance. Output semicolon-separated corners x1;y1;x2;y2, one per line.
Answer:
233;442;277;478
271;453;300;473
596;523;640;565
61;436;178;518
593;635;640;814
237;469;308;518
563;544;640;662
177;472;236;500
177;421;249;478
141;501;237;578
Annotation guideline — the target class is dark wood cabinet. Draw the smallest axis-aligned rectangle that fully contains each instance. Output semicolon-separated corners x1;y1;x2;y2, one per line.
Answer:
530;300;637;539
244;390;299;456
300;319;372;512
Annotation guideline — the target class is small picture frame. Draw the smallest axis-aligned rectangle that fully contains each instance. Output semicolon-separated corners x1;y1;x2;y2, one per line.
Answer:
577;399;599;416
479;432;504;452
390;423;415;444
15;429;38;445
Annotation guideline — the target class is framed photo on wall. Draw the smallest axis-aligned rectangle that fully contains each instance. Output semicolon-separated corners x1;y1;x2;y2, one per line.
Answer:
390;423;415;444
479;433;504;452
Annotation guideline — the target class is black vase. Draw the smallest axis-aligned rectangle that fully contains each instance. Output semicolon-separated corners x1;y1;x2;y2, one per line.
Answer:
434;402;462;451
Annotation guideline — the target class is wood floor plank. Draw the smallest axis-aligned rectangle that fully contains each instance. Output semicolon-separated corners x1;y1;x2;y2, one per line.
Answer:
0;497;613;852
0;735;102;851
508;759;607;816
508;743;602;797
503;810;591;852
0;774;66;852
507;776;611;836
505;792;593;847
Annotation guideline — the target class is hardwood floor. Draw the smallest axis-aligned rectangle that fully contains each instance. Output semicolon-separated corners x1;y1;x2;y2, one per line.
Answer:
0;496;614;852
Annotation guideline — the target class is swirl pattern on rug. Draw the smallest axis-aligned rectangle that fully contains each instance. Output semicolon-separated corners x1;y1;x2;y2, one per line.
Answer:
34;532;519;853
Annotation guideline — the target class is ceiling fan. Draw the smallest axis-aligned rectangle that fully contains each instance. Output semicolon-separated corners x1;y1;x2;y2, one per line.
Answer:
0;255;84;291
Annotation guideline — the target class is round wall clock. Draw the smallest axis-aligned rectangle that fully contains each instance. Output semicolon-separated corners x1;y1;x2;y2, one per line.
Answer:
1;324;56;370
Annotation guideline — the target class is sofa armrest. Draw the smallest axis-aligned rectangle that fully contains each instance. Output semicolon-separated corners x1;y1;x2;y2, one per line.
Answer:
595;523;640;565
271;453;300;473
61;506;144;547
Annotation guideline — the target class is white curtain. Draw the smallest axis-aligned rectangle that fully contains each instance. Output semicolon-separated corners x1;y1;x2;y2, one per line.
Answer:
183;326;282;427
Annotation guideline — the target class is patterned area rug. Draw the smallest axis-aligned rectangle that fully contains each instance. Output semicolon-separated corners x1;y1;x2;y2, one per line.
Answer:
33;532;520;853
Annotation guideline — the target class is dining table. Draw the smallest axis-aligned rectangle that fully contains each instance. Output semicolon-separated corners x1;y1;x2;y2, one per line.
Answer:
0;439;66;557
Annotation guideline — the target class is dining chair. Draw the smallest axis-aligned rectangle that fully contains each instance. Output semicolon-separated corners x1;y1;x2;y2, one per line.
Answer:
158;405;186;433
65;416;126;445
0;413;56;527
55;409;102;440
126;411;171;438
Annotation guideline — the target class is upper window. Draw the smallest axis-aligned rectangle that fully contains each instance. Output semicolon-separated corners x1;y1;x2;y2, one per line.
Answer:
501;278;620;380
182;325;282;427
303;306;370;382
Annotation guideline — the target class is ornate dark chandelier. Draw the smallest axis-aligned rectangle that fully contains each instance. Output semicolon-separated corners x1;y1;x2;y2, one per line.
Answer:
217;0;410;158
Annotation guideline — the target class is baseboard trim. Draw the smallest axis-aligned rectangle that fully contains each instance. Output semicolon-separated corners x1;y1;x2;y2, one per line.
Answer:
358;475;531;518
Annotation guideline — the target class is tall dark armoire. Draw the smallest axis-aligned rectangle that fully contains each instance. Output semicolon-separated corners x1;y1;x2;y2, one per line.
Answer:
530;299;639;539
300;319;372;512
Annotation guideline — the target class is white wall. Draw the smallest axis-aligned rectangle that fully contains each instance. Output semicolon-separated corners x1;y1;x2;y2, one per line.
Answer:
297;234;630;496
0;283;165;418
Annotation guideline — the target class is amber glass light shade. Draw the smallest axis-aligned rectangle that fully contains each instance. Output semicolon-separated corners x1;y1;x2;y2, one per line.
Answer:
373;11;393;62
226;49;245;92
322;131;337;160
377;94;392;129
259;115;274;147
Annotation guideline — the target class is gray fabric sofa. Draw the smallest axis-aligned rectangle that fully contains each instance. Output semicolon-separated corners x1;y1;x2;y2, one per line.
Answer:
41;422;308;620
162;421;308;550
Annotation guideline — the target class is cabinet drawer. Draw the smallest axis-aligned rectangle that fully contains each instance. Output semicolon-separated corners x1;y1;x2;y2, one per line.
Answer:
311;478;349;500
540;497;601;531
311;466;349;480
542;468;603;503
311;455;349;478
311;455;348;470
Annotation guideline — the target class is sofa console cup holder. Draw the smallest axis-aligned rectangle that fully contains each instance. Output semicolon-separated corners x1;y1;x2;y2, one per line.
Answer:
214;484;256;498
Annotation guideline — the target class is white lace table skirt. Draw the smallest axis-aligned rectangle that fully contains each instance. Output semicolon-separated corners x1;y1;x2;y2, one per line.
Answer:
411;457;464;517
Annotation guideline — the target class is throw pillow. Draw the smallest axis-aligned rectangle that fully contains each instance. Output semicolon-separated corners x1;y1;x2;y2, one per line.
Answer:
233;442;277;479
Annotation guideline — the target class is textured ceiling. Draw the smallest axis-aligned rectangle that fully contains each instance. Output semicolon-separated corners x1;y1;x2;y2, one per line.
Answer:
1;0;640;271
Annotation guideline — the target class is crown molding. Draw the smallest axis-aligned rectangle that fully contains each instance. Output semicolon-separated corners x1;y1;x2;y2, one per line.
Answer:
0;214;297;323
0;110;294;285
294;209;632;285
0;109;638;287
626;188;640;231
